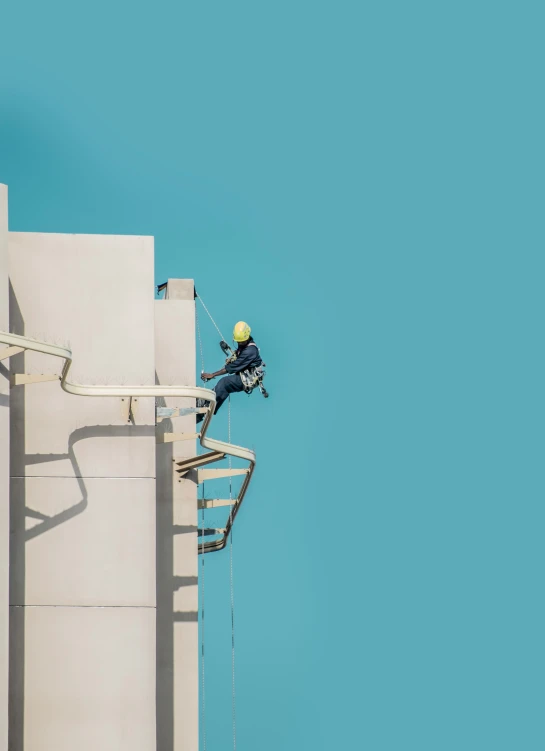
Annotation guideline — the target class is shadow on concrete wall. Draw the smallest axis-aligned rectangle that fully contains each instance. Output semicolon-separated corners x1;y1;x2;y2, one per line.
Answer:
8;292;198;750
155;392;175;751
10;422;156;749
20;424;155;542
9;280;25;751
8;282;159;748
155;392;199;751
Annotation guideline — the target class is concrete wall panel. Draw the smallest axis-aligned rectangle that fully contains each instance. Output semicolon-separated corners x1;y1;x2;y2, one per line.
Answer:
8;231;156;479
8;232;155;382
14;606;155;751
8;228;158;749
10;477;156;607
11;378;155;478
0;184;9;749
155;288;198;751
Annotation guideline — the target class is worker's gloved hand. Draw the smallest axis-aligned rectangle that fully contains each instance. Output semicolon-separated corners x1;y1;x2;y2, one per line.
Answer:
201;372;214;382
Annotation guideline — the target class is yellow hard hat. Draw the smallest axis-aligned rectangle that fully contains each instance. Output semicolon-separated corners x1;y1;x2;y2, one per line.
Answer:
233;321;251;342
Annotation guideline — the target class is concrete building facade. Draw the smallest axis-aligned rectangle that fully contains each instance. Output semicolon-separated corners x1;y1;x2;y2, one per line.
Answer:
0;184;244;750
1;185;9;751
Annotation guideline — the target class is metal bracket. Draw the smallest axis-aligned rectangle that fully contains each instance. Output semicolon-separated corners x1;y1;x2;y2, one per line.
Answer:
198;498;236;510
121;397;130;422
0;346;24;361
198;528;226;536
175;451;226;476
157;432;200;444
10;373;60;386
156;406;207;423
196;467;249;483
121;396;138;423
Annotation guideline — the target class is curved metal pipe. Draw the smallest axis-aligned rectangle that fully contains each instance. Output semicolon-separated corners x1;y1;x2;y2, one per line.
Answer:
0;331;255;553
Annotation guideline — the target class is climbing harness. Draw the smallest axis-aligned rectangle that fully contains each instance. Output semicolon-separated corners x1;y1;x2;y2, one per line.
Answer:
240;363;268;397
219;339;269;398
196;288;270;399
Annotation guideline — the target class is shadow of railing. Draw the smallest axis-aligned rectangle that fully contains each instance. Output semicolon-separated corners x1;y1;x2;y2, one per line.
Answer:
2;323;256;751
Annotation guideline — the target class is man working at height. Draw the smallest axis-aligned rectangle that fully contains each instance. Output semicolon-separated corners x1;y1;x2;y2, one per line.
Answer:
197;321;265;423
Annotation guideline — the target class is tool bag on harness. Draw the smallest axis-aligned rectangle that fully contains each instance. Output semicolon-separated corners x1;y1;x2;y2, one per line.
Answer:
240;364;267;395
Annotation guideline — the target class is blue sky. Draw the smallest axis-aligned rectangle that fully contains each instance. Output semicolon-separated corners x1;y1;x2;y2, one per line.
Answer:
1;2;544;749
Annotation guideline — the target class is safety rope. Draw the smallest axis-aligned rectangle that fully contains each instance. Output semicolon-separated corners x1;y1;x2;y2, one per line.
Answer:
228;395;232;500
197;301;207;750
228;398;237;751
196;293;227;343
200;481;207;751
195;304;205;374
196;293;236;750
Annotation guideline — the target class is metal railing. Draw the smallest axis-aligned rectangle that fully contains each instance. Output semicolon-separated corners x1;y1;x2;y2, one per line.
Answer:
0;331;255;553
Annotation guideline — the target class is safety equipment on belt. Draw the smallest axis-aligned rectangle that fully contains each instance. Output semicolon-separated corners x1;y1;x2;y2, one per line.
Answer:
233;321;251;342
219;340;269;399
240;364;268;397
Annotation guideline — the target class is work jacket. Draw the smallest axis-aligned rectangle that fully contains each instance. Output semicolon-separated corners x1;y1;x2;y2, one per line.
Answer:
225;340;262;375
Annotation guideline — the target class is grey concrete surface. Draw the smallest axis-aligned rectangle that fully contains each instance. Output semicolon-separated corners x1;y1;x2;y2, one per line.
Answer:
13;606;156;751
10;477;156;607
163;279;194;302
8;231;158;750
8;232;156;480
10;386;156;478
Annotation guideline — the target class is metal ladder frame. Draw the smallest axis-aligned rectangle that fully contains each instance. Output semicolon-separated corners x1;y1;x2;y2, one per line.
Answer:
0;332;255;554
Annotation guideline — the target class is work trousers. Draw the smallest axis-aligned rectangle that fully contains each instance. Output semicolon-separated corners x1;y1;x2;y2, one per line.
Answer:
213;373;245;413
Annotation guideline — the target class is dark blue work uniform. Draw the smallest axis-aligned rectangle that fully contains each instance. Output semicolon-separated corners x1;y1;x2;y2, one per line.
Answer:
198;340;263;421
215;340;262;412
